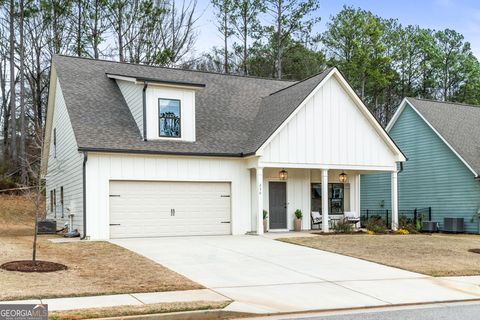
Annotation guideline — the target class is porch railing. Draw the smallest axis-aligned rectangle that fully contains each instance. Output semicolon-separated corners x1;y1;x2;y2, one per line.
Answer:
360;207;432;229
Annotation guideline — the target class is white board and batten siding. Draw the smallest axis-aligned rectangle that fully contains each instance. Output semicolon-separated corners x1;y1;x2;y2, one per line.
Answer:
259;76;399;171
85;153;251;240
45;80;84;232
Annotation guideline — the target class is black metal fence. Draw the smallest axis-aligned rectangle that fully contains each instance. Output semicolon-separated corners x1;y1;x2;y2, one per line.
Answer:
360;207;432;229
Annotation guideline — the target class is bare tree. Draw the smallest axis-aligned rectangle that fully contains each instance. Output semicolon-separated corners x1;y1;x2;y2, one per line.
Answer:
0;17;11;162
211;0;234;73
159;0;199;65
264;0;320;79
106;0;143;62
84;0;109;59
25;128;45;266
19;0;28;184
24;8;50;140
41;0;74;55
8;0;17;162
231;0;264;75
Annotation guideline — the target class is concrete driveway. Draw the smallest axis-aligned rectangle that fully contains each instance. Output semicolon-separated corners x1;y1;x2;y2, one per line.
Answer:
111;235;480;314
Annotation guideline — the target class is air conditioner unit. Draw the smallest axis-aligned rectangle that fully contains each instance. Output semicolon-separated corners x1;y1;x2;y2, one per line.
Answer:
421;221;438;233
443;217;464;233
37;219;57;234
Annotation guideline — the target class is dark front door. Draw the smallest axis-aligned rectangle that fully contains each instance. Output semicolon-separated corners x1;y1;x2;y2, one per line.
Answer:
269;181;287;229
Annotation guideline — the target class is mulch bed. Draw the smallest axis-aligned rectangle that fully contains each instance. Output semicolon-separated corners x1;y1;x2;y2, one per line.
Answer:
1;260;67;272
310;231;430;236
311;230;367;235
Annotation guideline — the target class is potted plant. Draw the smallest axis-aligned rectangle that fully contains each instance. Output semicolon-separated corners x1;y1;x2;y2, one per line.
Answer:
294;209;303;231
263;210;268;233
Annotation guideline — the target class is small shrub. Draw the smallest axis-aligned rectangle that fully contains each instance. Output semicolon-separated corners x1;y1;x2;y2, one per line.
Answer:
416;214;424;231
399;216;419;234
367;230;375;235
333;218;354;233
0;176;17;193
294;209;303;219
365;217;387;234
397;228;410;235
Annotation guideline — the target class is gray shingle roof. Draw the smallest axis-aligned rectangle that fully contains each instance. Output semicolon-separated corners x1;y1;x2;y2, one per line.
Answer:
406;97;480;177
53;55;333;156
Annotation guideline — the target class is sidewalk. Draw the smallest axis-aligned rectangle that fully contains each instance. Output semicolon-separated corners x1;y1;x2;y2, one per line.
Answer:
0;289;229;312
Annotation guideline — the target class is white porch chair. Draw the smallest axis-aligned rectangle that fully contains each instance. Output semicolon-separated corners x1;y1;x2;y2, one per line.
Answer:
311;211;331;230
344;211;361;228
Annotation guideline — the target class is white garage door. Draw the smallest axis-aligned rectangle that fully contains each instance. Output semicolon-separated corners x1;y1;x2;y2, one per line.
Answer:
109;181;231;238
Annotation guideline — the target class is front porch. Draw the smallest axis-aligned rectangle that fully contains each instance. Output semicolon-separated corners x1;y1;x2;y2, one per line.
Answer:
250;167;399;234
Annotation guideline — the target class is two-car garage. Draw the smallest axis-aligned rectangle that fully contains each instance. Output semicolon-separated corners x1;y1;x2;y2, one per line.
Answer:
109;181;232;238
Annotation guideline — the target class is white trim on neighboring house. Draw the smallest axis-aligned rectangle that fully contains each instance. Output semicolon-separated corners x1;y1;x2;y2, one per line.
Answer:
256;68;406;162
387;98;479;177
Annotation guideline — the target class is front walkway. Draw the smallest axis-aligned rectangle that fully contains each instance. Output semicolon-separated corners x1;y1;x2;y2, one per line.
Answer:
111;235;480;314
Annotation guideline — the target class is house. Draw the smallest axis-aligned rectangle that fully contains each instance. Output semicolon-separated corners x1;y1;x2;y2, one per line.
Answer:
361;98;480;233
42;55;405;240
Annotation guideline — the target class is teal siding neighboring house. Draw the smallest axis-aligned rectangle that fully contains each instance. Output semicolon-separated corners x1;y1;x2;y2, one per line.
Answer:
361;98;480;233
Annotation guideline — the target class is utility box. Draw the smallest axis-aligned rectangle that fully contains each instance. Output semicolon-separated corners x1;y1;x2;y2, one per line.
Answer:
421;221;439;233
37;219;57;234
443;217;464;233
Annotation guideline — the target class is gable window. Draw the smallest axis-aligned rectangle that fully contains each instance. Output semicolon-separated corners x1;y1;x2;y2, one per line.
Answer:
53;128;57;158
158;98;181;137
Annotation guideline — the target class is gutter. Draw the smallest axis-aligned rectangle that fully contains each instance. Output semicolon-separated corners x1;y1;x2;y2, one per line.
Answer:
81;152;88;240
142;81;148;141
77;147;245;158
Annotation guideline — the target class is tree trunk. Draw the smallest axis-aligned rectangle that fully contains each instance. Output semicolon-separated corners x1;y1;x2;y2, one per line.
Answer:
9;0;17;163
20;0;27;184
53;5;61;54
276;0;282;79
118;6;124;62
32;173;42;266
77;0;82;56
223;6;229;74
93;0;99;59
243;9;247;75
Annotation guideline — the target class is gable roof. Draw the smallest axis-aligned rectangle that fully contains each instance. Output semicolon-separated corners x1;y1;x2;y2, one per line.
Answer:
49;55;403;161
388;97;480;177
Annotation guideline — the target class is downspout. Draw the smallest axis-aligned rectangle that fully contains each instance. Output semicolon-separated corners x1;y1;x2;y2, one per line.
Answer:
398;162;404;174
142;81;148;141
81;152;88;240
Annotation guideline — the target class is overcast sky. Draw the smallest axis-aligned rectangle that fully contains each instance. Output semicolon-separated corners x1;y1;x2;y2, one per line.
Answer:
193;0;480;58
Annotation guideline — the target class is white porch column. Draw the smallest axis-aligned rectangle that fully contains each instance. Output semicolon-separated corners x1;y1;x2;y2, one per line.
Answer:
256;167;264;235
354;174;361;215
321;169;329;232
391;171;398;231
